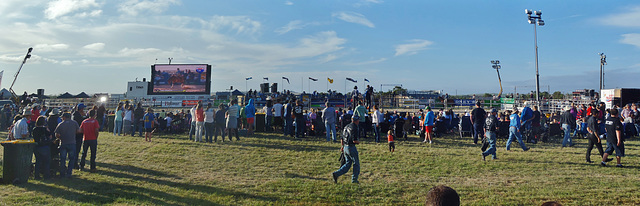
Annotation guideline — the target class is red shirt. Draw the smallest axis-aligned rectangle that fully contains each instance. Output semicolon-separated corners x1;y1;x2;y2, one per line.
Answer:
195;108;205;122
31;108;40;122
80;118;100;141
388;134;394;142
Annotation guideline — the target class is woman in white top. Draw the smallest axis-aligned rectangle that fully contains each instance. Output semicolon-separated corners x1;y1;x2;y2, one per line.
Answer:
371;105;384;143
122;105;133;136
204;103;215;143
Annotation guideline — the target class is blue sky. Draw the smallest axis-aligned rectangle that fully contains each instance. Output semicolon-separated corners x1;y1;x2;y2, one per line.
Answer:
1;0;639;96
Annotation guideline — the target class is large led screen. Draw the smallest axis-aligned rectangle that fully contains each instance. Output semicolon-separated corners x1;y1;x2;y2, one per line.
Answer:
149;64;211;95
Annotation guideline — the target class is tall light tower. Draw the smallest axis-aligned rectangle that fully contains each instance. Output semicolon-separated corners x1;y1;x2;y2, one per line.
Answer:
526;9;544;103
491;60;503;98
599;53;607;91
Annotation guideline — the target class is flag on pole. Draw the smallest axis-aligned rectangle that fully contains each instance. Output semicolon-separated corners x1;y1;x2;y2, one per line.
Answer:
245;77;252;80
282;76;290;84
327;78;333;84
346;77;357;83
309;77;318;81
364;78;370;82
263;77;268;81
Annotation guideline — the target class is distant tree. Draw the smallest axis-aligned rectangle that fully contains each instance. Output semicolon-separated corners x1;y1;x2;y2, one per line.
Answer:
552;91;564;99
540;91;551;99
483;93;493;98
392;86;407;95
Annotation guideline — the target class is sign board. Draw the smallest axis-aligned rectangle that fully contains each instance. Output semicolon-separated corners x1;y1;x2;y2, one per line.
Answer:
600;89;615;109
454;99;475;106
162;101;183;108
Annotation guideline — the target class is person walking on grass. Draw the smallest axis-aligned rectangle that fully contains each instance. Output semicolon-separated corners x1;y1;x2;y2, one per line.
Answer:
143;108;158;142
387;130;395;152
586;109;611;163
601;109;625;167
55;112;80;178
79;110;100;172
482;108;498;161
332;115;361;184
506;110;529;151
423;106;435;144
560;106;576;147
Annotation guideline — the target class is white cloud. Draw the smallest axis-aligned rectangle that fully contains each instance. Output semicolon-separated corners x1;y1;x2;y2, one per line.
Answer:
285;1;293;6
275;20;303;34
354;0;383;7
118;0;181;16
83;43;105;51
347;58;387;66
205;15;262;35
620;33;640;47
332;12;375;28
600;6;640;27
34;43;70;52
61;60;73;65
394;39;433;56
74;10;102;18
118;47;162;56
44;0;100;20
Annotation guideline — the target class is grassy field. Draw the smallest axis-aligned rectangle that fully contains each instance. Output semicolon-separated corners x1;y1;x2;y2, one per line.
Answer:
0;129;639;205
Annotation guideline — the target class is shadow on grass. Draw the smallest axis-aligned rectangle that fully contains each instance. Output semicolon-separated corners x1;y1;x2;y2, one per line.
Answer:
284;172;328;181
240;141;336;152
17;162;277;205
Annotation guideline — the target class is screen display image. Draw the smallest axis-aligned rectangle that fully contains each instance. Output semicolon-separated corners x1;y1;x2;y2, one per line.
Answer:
150;64;211;95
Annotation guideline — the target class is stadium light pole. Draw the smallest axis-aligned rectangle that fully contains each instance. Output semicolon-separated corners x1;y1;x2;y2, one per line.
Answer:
491;60;503;98
526;9;544;103
168;57;173;65
599;53;607;92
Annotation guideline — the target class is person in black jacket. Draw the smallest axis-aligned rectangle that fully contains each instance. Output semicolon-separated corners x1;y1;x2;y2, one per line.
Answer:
560;106;576;147
332;115;361;184
33;116;53;179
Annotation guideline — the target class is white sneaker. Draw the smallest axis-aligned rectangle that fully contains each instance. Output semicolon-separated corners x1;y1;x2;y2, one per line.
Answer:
429;141;432;144
422;140;428;143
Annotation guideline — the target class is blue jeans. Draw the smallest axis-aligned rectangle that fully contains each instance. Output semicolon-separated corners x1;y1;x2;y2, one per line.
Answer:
482;131;497;159
473;123;484;144
34;146;51;179
114;120;123;135
295;118;305;138
80;140;97;170
132;120;143;136
333;145;360;183
59;144;76;177
189;121;196;140
506;127;528;151
265;115;272;132
562;124;573;147
205;122;214;142
373;123;381;143
284;116;293;136
325;122;337;141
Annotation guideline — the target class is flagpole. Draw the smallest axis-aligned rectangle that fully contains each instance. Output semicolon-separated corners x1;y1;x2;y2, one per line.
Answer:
326;78;328;92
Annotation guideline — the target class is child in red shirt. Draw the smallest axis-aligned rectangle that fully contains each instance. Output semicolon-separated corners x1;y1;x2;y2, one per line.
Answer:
388;130;395;152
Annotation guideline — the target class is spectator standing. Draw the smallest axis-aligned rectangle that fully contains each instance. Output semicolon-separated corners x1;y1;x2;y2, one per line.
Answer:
482;108;499;160
371;105;383;143
332;115;361;184
195;102;205;142
204;103;215;143
114;104;124;136
245;98;256;136
586;110;609;163
264;98;273;132
273;99;283;132
470;102;486;144
55;112;80;178
423;106;435;144
214;103;226;142
284;100;294;137
143;108;157;142
97;104;106;131
122;104;133;136
226;99;240;141
132;102;144;136
560;106;576;147
79;110;100;172
12;109;31;139
322;102;337;142
294;100;305;138
72;104;87;169
189;105;197;141
601;109;625;167
354;101;367;138
387;130;395;152
33;116;52;179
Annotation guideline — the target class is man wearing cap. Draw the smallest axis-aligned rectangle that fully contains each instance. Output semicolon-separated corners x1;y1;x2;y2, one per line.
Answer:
332;114;361;184
482;108;499;160
12;109;31;139
470;102;486;144
560;106;576;147
55;112;80;178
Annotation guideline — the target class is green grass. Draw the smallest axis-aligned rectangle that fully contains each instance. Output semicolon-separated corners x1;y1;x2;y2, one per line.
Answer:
1;130;639;205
